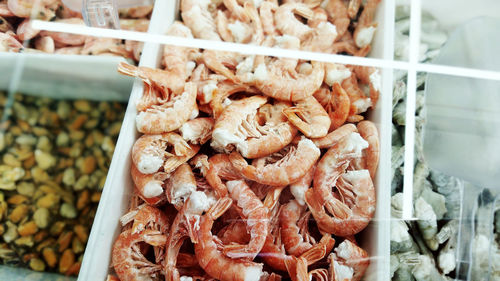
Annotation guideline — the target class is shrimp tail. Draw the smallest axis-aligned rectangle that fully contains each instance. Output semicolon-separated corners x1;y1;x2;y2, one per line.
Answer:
284;256;309;281
283;107;312;136
207;197;233;221
185;214;201;244
263;186;286;210
142;231;168;246
117;62;139;77
301;234;335;265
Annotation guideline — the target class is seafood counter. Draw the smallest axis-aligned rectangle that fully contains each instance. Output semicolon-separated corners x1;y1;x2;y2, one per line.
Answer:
106;0;384;280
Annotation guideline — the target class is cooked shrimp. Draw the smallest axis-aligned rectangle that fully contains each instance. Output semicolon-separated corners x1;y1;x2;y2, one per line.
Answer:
39;18;87;45
7;0;56;19
162;21;197;92
347;0;361;19
324;0;349;39
166;192;216;281
353;120;379;179
54;46;82;55
120;5;153;18
223;0;249;22
132;132;194;174
33;36;54;53
131;205;169;236
218;220;251;245
195;197;266;281
307;169;375;236
341;72;372;116
290;165;315;205
229;137;320;186
315;83;350;130
353;0;381;48
259;1;277;36
353;65;380;109
206;154;241;198
323;63;351;87
275;3;313;40
262;207;335;279
310;123;357;149
211;95;298;158
180;117;215;145
0;2;15;17
16;19;39;41
222;180;268;260
283;96;330;138
202;50;242;82
0;31;23;52
253;60;324;102
135;80;197;134
285;235;336;281
165;164;197;210
301;8;337;53
210;81;252;118
280;200;315;256
112;229;167;281
330;240;370;281
181;0;220;41
130;164;168;205
81;38;129;57
307;130;376;236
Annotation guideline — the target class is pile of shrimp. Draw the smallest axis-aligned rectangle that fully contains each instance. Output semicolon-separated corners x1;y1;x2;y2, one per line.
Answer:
180;0;380;57
0;0;151;61
109;2;382;277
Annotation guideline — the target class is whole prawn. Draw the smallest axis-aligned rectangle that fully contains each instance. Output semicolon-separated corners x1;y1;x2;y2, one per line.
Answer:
307;169;376;236
353;0;381;48
131;132;197;175
307;131;376;236
279;200;315;256
222;180;268;260
274;2;313;40
165;163;197;210
324;0;349;39
229;137;320;186
112;229;167;281
253;60;325;102
211;95;298;158
181;0;221;41
283;96;331;138
195;197;266;281
313;83;350;131
341;72;372;116
165;192;216;281
330;240;370;281
180;117;215;145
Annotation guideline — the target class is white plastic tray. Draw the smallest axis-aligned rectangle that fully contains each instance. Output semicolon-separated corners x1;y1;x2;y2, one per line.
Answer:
79;1;394;280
